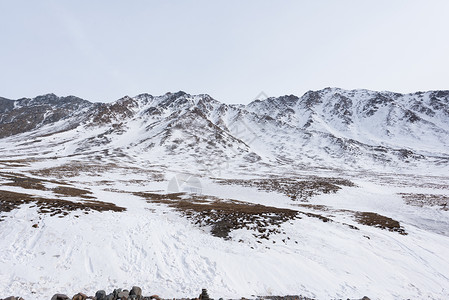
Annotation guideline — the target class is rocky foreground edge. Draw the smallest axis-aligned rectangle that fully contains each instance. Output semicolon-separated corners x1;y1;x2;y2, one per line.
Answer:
0;287;372;300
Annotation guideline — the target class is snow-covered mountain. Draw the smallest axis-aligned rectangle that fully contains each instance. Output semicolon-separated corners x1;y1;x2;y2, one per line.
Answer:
1;88;448;175
1;88;449;299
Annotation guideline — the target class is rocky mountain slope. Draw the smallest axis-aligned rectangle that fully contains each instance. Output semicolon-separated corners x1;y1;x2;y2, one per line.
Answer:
1;88;448;175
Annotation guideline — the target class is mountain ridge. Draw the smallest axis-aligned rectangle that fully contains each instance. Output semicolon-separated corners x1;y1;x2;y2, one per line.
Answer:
1;88;448;175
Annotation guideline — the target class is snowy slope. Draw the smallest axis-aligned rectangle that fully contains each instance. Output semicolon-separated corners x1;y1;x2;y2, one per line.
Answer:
1;88;449;299
3;88;449;175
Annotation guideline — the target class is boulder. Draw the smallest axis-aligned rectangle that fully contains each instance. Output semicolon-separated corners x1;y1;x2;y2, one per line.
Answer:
95;290;107;300
199;289;209;300
117;290;129;300
129;287;142;297
105;294;115;300
72;293;87;300
113;289;122;297
51;294;70;300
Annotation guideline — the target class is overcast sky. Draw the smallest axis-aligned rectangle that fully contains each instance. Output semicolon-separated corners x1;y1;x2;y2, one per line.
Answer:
1;1;448;104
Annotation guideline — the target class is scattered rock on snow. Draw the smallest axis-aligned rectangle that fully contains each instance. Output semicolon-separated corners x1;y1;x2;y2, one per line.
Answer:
51;294;70;300
129;286;142;298
71;293;87;300
199;289;209;300
95;290;106;300
3;287;373;300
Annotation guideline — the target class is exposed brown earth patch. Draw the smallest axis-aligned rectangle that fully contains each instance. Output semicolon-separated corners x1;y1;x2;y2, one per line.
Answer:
30;162;110;178
0;172;126;221
134;192;305;239
0;189;125;221
399;193;449;210
0;172;95;199
296;203;406;235
0;159;31;167
135;191;406;239
215;177;355;201
3;175;48;190
30;161;165;182
354;212;407;235
52;186;95;199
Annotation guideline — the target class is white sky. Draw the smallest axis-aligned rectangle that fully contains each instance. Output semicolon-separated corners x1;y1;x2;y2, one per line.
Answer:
1;0;448;104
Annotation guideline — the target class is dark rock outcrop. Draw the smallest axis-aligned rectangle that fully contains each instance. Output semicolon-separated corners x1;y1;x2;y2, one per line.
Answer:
51;294;70;300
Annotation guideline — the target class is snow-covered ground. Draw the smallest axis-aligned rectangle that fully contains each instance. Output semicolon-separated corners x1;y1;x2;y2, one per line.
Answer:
1;89;449;299
1;154;449;299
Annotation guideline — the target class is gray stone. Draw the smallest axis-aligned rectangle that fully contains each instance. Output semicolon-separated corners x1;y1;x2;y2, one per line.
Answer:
117;290;129;300
129;286;142;297
199;289;209;300
95;290;107;300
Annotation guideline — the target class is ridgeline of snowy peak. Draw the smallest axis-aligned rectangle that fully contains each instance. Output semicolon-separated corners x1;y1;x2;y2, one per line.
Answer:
1;88;449;173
